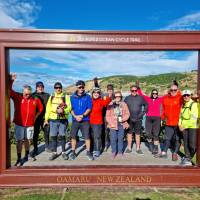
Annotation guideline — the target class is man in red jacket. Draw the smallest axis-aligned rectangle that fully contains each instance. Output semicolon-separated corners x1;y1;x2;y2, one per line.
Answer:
10;73;43;166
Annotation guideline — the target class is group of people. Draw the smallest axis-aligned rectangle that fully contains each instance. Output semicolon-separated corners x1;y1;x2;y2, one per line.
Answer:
10;73;199;166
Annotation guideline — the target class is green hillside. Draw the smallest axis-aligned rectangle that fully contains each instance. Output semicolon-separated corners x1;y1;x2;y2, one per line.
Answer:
66;71;198;95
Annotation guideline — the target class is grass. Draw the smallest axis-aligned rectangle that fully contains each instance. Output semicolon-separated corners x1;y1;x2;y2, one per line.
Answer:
1;188;200;200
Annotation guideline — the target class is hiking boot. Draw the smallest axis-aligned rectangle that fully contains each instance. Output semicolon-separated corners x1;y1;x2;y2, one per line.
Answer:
49;152;58;161
152;145;159;155
86;151;94;161
125;148;132;153
172;153;178;161
69;152;76;161
62;153;69;160
14;158;23;167
23;155;29;162
136;149;144;155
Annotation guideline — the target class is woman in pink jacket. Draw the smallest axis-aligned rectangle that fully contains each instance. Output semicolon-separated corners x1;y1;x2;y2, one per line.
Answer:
137;85;163;155
106;91;130;159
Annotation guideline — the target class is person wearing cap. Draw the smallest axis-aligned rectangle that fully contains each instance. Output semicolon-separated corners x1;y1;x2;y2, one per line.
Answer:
106;91;130;159
178;90;199;166
9;73;43;166
44;82;71;161
90;87;112;158
158;80;182;161
124;85;148;155
137;80;163;155
31;81;50;157
69;80;93;161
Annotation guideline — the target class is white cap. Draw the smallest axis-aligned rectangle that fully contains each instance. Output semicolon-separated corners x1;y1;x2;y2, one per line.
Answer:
182;89;191;96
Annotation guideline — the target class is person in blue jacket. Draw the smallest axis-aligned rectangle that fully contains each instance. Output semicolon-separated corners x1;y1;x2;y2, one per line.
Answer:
69;80;93;161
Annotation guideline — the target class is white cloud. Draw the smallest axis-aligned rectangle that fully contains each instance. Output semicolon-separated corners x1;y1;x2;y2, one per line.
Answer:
0;0;40;28
162;11;200;30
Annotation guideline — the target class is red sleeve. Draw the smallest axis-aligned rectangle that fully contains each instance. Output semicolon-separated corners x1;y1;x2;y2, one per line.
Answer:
137;88;150;102
161;98;166;120
10;80;21;101
36;98;44;114
101;96;111;107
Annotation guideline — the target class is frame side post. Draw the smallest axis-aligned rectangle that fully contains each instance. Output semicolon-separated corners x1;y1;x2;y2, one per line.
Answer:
197;51;200;167
0;44;7;173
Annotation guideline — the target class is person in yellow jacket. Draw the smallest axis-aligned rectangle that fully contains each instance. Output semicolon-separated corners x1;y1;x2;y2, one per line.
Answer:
44;82;71;161
178;90;199;166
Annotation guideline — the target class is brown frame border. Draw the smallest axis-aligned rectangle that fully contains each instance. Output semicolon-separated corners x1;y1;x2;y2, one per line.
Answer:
0;29;200;187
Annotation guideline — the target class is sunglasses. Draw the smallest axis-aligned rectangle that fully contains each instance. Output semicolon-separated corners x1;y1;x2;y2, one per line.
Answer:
54;87;62;89
183;94;190;97
170;89;177;92
78;86;85;89
152;92;158;95
131;89;138;92
115;96;122;98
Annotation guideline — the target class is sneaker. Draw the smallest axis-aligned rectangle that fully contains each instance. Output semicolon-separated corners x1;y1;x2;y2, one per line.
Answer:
152;145;159;155
180;158;192;166
136;149;144;155
45;148;52;153
172;153;178;161
14;158;23;166
93;151;100;158
49;152;58;161
111;152;116;159
69;152;76;161
156;152;167;159
62;153;69;160
30;149;38;158
125;149;132;153
117;153;124;158
86;151;94;161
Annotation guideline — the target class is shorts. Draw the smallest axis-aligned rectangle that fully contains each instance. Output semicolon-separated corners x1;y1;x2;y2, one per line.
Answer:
49;120;68;137
70;120;90;140
127;120;142;135
14;125;34;141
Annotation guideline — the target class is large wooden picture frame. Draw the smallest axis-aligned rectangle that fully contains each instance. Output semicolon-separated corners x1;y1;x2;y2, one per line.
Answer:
0;29;200;187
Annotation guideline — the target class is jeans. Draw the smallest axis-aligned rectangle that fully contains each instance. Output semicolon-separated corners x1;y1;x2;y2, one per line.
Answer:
110;124;124;154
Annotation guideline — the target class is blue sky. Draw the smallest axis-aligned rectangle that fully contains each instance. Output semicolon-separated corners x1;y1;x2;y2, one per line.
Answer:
0;0;199;92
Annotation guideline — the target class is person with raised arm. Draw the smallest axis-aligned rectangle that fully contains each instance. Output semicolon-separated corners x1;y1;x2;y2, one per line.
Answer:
10;73;43;166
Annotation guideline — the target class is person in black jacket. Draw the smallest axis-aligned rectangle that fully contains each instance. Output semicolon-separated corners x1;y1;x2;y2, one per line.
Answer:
32;81;50;156
124;85;148;155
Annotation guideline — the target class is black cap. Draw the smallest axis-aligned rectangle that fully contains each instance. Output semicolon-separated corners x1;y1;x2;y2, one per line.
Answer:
36;81;44;87
54;82;62;89
76;80;85;87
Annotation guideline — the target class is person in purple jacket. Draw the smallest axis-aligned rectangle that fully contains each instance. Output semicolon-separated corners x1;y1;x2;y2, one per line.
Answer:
137;81;164;155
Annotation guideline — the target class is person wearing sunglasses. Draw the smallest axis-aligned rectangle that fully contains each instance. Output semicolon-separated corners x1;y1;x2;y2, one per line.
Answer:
31;81;50;157
44;82;71;161
90;87;111;158
137;80;163;155
124;85;148;155
158;80;182;161
178;90;199;166
69;80;93;161
106;91;130;159
10;73;43;166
